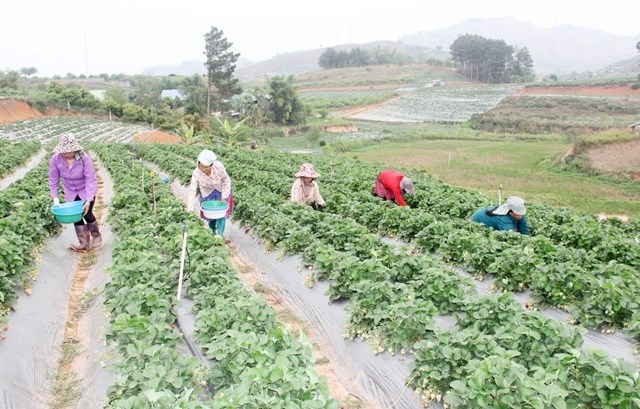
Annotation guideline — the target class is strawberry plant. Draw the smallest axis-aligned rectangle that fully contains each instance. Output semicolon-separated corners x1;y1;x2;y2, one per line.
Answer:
444;352;569;409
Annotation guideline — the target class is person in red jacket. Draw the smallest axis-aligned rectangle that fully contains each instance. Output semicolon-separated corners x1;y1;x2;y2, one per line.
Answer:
374;169;415;206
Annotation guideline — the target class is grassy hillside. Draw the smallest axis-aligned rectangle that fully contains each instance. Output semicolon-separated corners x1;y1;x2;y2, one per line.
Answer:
292;64;465;89
316;121;640;218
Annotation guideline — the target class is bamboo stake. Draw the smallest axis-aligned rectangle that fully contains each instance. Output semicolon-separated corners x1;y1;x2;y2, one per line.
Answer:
176;224;188;301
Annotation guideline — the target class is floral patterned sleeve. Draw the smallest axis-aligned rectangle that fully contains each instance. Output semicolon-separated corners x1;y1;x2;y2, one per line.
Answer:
313;182;325;206
290;179;302;203
214;161;231;200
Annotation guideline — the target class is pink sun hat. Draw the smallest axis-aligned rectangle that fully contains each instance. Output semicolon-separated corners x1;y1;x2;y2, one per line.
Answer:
295;163;319;178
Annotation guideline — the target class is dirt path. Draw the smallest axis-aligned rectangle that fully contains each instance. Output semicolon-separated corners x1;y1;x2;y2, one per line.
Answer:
144;161;370;407
333;94;408;118
226;245;365;408
49;159;113;409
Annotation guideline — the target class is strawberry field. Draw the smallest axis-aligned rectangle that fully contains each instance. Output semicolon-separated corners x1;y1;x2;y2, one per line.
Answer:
0;117;149;143
298;89;401;100
349;84;522;123
0;116;639;408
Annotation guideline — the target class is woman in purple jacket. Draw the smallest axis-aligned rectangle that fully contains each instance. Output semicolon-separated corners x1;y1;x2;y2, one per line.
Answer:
48;133;101;252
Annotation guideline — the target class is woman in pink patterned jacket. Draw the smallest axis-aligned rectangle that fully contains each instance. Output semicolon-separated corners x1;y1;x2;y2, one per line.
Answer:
290;163;325;210
187;149;234;236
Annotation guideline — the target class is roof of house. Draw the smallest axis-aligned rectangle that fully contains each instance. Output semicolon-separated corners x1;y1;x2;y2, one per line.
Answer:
161;89;186;100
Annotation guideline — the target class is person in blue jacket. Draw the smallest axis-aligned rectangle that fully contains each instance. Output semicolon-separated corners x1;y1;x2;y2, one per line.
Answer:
471;196;529;235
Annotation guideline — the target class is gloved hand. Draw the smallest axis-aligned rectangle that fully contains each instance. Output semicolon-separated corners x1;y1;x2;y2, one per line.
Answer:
187;198;194;212
53;198;60;207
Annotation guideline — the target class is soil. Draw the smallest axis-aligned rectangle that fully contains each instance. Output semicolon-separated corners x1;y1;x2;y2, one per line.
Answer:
134;130;181;144
323;125;359;133
518;86;640;97
584;139;640;175
0;98;92;125
333;94;408;118
50;172;107;408
0;99;45;124
226;242;363;408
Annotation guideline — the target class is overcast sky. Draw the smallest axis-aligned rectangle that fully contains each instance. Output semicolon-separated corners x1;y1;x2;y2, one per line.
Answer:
2;0;639;77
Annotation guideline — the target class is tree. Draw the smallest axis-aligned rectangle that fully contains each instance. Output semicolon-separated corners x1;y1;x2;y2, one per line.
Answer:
103;99;123;118
129;76;162;108
104;87;129;105
318;48;338;68
0;70;20;89
450;34;534;84
179;74;207;115
19;67;37;78
349;48;370;66
511;47;535;82
203;26;242;115
268;75;305;125
238;87;270;126
181;112;208;134
45;83;101;110
122;103;148;122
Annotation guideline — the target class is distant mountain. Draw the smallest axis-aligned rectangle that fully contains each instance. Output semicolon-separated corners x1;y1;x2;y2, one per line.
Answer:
235;41;448;83
143;60;204;76
143;42;446;83
399;17;640;74
143;58;255;76
597;54;640;77
144;18;639;81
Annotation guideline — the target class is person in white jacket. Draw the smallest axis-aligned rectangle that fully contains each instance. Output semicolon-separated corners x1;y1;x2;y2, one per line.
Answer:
290;163;325;210
187;149;233;235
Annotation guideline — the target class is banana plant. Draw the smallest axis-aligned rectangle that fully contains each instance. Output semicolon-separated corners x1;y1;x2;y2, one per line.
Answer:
175;123;204;145
210;115;251;147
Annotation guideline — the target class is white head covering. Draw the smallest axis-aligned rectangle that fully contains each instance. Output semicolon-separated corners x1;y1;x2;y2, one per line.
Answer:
400;177;415;195
197;149;217;166
493;196;526;216
54;133;83;154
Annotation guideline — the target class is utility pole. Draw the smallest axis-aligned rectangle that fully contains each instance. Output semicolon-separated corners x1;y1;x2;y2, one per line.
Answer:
207;81;211;116
84;34;89;76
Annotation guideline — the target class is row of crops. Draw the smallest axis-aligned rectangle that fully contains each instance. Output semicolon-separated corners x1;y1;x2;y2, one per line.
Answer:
0;139;41;178
0;138;337;407
136;143;639;408
298;89;401;100
0;142;59;315
0;117;148;143
91;143;337;407
1;124;639;407
350;84;522;122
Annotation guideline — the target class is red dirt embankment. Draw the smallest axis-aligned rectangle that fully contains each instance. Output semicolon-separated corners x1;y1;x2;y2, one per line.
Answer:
518;86;640;97
0;99;45;124
0;98;180;144
134;130;181;144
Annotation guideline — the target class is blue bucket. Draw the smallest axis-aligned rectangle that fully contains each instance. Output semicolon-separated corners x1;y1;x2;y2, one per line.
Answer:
51;201;85;224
